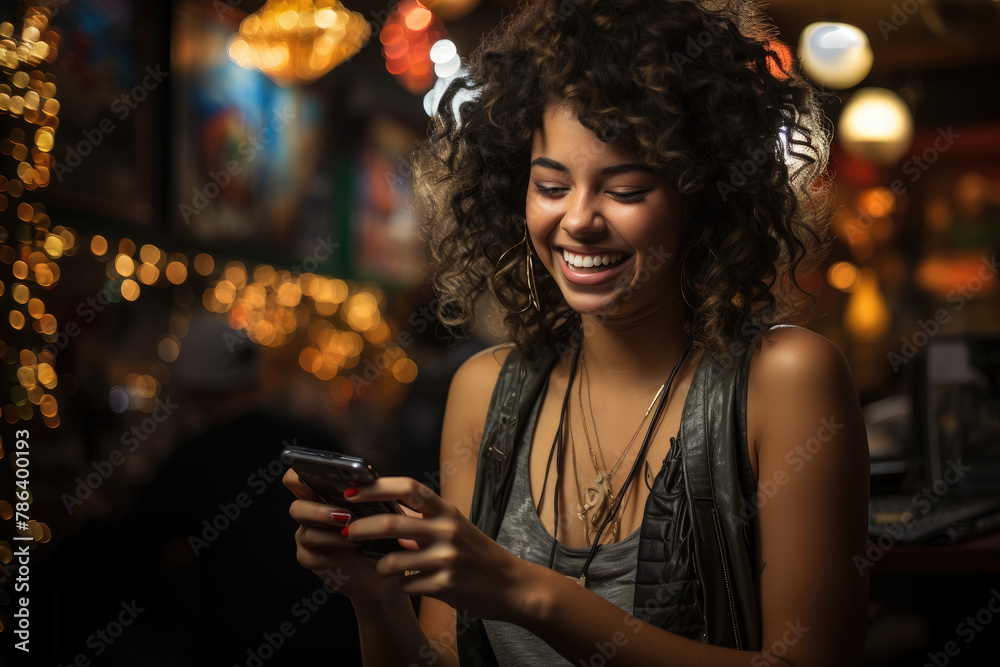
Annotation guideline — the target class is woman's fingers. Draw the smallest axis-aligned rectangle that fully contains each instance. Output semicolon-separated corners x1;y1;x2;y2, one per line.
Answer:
289;498;353;527
374;542;454;578
282;467;320;500
344;476;453;517
344;512;457;545
296;524;360;550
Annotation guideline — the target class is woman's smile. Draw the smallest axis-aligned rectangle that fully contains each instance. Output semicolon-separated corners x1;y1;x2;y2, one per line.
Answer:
556;247;634;285
526;104;684;315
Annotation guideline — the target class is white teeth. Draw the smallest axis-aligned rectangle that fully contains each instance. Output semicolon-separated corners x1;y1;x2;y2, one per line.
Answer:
562;249;625;269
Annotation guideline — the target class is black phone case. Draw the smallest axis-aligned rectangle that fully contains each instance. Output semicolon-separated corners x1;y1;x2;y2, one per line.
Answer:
284;448;405;558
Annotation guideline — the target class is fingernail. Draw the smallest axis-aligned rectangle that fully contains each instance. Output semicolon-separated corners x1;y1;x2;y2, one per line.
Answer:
341;525;350;538
331;511;351;523
343;487;359;498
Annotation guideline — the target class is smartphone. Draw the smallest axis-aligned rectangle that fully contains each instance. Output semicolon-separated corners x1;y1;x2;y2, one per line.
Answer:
282;446;404;558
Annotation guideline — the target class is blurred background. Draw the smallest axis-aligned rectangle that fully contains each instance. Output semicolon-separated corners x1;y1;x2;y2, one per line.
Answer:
0;0;997;665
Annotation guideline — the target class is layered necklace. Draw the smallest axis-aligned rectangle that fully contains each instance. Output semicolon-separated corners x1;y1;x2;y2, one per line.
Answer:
538;338;691;588
569;350;667;545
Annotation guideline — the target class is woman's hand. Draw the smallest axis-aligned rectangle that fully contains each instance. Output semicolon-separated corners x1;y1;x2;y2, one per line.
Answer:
341;476;543;624
283;468;403;600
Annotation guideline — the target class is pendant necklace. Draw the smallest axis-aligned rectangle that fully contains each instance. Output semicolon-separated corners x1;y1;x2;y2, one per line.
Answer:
542;338;691;588
575;351;666;544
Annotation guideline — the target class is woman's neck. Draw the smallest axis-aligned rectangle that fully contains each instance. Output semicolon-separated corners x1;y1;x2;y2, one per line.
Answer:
575;300;691;388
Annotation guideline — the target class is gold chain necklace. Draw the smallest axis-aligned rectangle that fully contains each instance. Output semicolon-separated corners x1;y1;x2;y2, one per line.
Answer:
574;350;668;544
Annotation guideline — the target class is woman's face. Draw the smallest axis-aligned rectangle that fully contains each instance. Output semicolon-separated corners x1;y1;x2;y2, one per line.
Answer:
525;104;685;320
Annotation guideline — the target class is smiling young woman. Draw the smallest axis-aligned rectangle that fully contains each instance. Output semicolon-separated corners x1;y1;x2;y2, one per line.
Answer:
283;1;870;666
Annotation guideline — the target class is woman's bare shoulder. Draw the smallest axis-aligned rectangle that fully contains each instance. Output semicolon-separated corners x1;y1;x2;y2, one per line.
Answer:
446;343;517;425
747;325;863;457
752;324;851;381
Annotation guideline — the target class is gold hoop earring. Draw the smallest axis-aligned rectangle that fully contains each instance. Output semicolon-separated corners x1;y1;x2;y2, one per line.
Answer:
490;220;541;313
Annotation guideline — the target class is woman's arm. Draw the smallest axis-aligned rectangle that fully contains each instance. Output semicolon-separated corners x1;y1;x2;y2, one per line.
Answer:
360;345;513;667
350;328;869;667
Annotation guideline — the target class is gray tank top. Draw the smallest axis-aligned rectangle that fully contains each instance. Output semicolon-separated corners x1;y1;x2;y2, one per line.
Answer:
482;386;686;666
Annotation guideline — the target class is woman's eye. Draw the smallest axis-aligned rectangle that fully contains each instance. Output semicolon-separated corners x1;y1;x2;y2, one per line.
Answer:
609;190;650;203
533;183;567;197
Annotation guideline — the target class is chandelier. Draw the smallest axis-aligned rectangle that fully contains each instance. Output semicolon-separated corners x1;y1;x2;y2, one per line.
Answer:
228;0;371;86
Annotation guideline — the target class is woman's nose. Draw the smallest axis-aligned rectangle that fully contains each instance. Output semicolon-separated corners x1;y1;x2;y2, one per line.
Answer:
560;191;606;237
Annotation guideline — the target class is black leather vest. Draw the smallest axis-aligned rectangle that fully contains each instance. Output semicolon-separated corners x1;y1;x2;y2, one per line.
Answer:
457;342;762;665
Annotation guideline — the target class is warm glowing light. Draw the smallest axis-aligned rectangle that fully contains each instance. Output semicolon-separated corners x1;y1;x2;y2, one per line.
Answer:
798;23;873;90
165;261;188;285
115;254;135;277
194;253;215;276
845;269;889;341
392;357;418;383
229;0;372;86
158;335;181;363
91;235;108;256
857;187;895;219
140;244;161;265
839;88;913;165
117;279;138;301
827;261;860;292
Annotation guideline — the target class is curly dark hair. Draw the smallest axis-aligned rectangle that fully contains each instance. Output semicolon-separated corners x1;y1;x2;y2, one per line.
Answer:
412;0;833;360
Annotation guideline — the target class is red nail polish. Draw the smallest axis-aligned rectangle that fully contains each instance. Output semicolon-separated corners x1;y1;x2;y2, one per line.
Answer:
331;511;351;523
343;487;359;498
341;525;350;538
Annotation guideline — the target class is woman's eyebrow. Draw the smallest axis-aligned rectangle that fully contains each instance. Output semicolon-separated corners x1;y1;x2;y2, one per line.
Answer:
530;157;655;176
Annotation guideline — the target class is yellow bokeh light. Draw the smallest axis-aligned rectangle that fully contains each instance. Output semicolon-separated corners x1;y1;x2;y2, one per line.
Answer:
392;358;418;384
165;261;187;285
9;311;25;329
115;254;135;277
37;363;56;389
137;263;159;285
11;283;29;304
139;244;161;264
827;261;860;292
27;298;44;318
194;253;215;276
120;279;140;301
90;235;108;256
43;234;63;258
158;335;180;363
253;264;276;285
224;261;247;288
277;281;302;307
299;347;322;373
39;394;57;418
